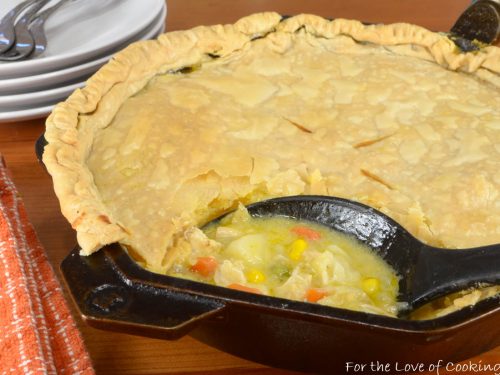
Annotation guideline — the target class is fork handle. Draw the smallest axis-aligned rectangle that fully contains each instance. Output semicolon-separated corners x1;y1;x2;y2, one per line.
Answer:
18;0;51;24
1;0;38;21
30;0;75;58
0;0;40;53
0;0;52;60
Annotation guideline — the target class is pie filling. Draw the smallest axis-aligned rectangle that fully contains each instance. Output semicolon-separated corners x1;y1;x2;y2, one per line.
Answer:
46;14;500;319
168;206;401;317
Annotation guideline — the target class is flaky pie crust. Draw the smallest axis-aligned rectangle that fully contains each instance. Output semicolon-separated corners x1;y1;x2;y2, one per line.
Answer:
43;13;500;318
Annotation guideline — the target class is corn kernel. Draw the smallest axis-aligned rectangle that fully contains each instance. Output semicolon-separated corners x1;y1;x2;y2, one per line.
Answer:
362;277;381;295
289;239;308;261
246;269;266;283
390;276;399;289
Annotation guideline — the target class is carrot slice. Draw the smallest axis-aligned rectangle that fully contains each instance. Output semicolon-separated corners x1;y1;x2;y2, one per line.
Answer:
305;288;328;303
190;257;218;277
228;283;262;294
291;225;321;240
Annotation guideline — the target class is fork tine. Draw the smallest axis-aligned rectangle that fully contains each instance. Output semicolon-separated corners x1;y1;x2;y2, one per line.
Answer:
0;0;40;54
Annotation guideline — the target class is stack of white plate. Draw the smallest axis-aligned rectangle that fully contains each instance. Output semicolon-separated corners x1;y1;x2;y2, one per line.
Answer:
0;0;166;123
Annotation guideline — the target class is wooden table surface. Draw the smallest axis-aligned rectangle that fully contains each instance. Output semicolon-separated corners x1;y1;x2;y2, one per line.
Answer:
0;0;498;373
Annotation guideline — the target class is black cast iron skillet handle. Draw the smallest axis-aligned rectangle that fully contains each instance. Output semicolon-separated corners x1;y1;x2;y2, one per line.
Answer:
61;245;226;340
400;244;499;315
451;0;500;50
237;196;500;317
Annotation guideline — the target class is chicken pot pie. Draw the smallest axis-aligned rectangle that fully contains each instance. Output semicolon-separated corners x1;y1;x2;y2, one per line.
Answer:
43;13;500;319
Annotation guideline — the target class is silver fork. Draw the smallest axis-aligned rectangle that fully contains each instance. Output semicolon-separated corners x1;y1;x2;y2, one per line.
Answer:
0;0;39;54
29;0;72;58
0;0;51;61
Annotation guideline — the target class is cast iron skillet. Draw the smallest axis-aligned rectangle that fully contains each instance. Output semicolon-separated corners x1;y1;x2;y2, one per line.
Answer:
36;4;500;372
36;136;500;373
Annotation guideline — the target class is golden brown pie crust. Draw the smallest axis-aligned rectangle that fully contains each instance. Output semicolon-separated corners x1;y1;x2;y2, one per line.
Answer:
43;13;500;317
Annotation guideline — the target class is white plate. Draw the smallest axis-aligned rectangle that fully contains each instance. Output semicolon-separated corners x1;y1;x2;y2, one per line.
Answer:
0;18;166;122
0;54;110;95
0;81;84;109
0;0;165;78
0;3;167;94
0;104;55;122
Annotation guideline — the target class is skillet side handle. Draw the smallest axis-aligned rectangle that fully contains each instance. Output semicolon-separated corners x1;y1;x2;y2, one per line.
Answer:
35;133;47;169
61;248;226;340
407;244;500;311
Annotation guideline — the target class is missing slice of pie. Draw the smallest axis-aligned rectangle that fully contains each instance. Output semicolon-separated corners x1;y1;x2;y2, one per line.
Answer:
43;13;500;318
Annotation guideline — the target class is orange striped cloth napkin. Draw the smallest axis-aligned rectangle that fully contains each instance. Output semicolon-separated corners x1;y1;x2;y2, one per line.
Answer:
0;157;95;375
